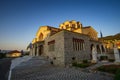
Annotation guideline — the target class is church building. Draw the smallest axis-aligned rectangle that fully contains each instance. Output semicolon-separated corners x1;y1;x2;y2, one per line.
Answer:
30;20;106;66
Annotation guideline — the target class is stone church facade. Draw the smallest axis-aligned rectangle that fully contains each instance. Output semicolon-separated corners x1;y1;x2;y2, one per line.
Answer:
30;20;106;66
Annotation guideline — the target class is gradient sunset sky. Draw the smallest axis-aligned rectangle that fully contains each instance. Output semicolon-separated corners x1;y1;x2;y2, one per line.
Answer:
0;0;120;50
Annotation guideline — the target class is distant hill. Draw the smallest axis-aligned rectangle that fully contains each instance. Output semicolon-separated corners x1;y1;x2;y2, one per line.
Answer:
99;33;120;40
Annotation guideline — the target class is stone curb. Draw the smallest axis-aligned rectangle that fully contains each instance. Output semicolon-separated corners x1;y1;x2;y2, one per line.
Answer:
8;56;33;80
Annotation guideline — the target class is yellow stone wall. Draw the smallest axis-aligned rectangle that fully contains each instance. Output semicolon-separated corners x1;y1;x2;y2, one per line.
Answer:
32;38;37;44
103;40;120;49
36;26;51;41
73;28;82;33
59;20;98;40
82;27;98;40
32;26;60;44
59;20;82;33
32;26;51;44
32;20;98;44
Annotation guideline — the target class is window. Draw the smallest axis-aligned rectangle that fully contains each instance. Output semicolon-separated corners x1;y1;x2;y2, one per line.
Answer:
73;38;85;51
72;24;75;28
39;33;43;41
66;25;69;29
101;45;105;52
61;26;63;29
48;40;55;51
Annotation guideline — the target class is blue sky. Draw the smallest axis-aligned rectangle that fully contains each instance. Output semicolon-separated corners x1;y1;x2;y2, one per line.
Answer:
0;0;120;50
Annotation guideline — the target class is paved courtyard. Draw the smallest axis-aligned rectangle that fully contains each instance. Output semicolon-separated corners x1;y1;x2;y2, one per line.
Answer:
11;57;114;80
0;58;12;80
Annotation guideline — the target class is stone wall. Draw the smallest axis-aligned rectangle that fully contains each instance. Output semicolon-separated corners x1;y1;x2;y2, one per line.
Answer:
63;30;91;65
44;31;65;66
106;49;115;59
107;54;115;59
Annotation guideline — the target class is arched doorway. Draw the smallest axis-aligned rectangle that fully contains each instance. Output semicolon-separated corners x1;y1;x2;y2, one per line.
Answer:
96;45;100;54
90;44;94;59
91;44;94;51
35;46;37;56
39;45;43;56
101;45;105;52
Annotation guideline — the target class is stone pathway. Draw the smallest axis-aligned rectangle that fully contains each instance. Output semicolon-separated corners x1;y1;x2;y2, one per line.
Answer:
11;57;114;80
86;61;114;70
0;58;12;80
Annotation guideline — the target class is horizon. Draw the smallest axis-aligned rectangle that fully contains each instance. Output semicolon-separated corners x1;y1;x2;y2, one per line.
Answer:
0;0;120;50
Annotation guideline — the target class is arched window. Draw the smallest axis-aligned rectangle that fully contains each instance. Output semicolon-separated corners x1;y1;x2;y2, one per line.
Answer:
90;44;94;59
90;44;94;51
48;40;55;51
96;45;100;53
61;26;63;29
72;24;75;28
101;45;105;52
73;38;84;51
39;33;43;41
66;25;69;29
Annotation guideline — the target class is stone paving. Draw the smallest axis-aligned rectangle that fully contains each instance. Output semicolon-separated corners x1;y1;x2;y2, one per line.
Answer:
11;57;114;80
86;61;114;70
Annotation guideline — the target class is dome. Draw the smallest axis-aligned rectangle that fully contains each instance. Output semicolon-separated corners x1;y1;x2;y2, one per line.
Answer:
59;20;82;30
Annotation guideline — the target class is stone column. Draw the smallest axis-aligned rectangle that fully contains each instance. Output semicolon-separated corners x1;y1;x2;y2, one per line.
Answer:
114;44;120;63
32;44;35;56
91;46;97;63
30;48;33;56
36;44;39;56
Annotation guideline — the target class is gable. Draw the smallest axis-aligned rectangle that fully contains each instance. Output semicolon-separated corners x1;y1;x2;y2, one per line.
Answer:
36;26;51;42
82;26;98;40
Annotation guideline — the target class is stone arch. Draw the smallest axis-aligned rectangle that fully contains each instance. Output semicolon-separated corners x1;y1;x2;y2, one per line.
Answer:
90;44;94;51
59;24;65;29
90;44;94;59
64;21;70;27
39;45;43;56
70;20;77;28
61;26;63;29
71;23;76;28
96;45;101;53
35;45;37;56
39;33;43;41
101;45;105;52
78;22;82;28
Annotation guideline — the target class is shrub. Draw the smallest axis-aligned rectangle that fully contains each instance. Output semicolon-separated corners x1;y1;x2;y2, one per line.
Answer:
108;59;115;62
100;56;108;61
72;62;89;68
97;66;105;71
77;63;89;68
114;69;120;80
83;60;88;63
107;67;117;73
72;62;78;66
97;65;120;74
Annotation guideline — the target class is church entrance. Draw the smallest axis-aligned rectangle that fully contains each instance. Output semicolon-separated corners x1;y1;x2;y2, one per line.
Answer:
39;45;43;56
35;46;37;56
90;44;94;59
